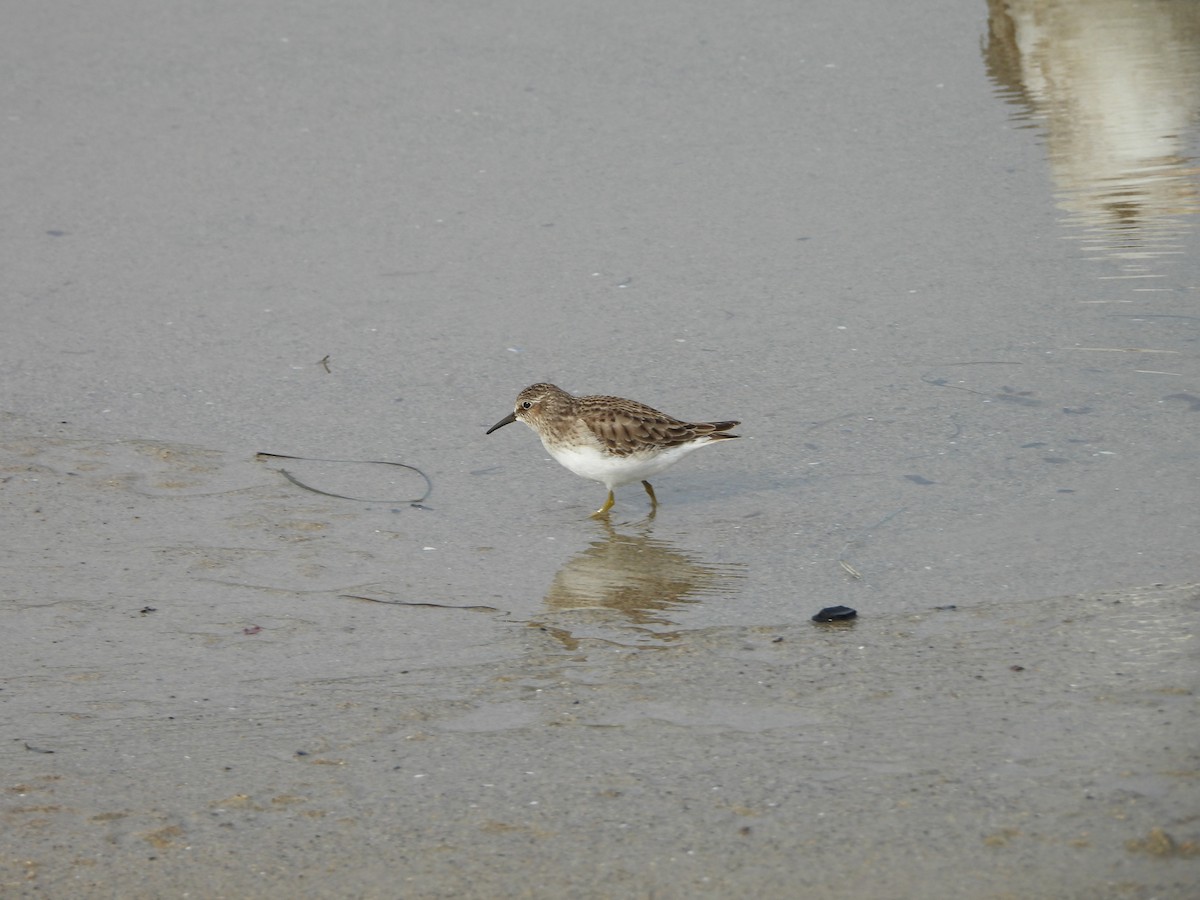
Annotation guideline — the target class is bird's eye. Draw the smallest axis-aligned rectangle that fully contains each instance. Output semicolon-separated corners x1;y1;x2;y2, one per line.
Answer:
521;401;533;410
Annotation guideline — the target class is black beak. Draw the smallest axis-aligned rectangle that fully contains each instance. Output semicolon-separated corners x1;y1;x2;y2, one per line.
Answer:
486;412;517;434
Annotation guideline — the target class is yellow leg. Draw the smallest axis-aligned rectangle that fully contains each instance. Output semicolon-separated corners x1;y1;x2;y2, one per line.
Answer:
592;489;616;517
642;480;658;508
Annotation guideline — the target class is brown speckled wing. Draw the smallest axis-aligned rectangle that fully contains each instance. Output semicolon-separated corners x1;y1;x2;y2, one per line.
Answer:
579;395;739;457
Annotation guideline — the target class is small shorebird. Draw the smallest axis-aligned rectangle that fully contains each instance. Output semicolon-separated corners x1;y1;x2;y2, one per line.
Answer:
486;383;739;516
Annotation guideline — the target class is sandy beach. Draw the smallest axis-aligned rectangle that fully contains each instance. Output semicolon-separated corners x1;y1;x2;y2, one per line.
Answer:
3;1;1198;896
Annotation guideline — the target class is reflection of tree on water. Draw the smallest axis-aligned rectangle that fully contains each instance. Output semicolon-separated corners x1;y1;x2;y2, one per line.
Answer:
538;521;743;641
983;0;1200;261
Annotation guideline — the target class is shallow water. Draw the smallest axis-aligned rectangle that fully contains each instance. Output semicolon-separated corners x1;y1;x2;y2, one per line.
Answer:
986;0;1200;262
2;0;1199;896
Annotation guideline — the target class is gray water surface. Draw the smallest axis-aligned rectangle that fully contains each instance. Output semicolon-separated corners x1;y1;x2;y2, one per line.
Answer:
3;1;1198;896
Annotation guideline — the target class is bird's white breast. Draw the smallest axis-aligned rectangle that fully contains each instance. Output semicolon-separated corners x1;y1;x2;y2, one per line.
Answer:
541;437;711;489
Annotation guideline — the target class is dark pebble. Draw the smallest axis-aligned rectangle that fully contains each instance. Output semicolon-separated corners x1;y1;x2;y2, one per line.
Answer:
812;605;857;623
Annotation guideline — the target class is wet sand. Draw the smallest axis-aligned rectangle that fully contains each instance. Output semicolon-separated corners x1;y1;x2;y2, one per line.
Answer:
3;0;1200;897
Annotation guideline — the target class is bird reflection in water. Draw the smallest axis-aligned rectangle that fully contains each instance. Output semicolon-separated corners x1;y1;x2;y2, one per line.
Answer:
534;521;743;646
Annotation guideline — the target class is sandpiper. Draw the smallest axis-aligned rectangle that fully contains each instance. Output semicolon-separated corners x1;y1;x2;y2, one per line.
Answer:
486;383;739;516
